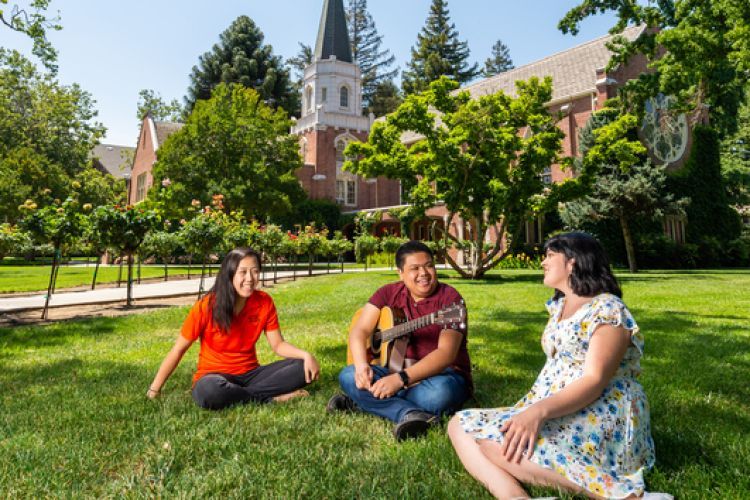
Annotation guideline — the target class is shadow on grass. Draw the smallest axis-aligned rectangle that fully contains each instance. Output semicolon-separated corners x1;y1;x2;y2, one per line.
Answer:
0;316;123;354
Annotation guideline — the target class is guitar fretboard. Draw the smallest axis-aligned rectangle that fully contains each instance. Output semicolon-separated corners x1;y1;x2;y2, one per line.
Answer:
373;313;435;344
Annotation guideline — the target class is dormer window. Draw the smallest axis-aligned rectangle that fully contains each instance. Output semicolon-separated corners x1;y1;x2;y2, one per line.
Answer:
340;86;349;108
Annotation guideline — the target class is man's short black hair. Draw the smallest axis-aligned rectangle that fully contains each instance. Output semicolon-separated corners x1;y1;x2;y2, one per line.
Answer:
395;240;434;270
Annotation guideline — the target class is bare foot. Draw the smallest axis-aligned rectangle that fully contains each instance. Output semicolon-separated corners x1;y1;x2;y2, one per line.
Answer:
271;389;309;403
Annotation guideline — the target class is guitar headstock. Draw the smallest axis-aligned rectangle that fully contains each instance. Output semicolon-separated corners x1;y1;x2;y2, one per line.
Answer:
435;301;466;330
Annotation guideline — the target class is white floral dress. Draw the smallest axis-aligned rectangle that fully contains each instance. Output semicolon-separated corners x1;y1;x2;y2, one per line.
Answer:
459;293;655;498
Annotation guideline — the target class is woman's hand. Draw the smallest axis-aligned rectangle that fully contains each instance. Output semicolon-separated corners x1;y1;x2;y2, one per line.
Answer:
499;405;546;463
303;353;320;383
369;373;404;399
146;387;160;400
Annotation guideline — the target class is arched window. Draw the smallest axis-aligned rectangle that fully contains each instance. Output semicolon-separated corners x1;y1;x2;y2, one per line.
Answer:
340;86;349;108
305;86;313;113
335;140;346;164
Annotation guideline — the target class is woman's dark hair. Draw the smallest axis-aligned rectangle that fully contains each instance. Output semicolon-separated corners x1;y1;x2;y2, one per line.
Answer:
544;232;621;300
209;247;262;333
395;240;434;270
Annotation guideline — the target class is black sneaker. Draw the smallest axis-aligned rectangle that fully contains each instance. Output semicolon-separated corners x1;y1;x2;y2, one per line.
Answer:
393;411;437;441
326;393;356;414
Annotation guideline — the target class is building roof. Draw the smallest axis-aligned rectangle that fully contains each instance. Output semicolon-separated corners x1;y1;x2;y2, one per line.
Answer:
463;24;647;102
90;144;135;178
153;121;184;149
314;0;352;63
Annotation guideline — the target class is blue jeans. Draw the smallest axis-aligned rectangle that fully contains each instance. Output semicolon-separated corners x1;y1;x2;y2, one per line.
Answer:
338;364;470;423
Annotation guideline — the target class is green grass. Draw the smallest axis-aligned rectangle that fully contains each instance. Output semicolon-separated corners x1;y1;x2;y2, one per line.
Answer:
1;270;748;498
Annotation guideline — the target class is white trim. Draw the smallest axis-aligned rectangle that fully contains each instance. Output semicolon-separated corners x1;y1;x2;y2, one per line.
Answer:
148;117;159;150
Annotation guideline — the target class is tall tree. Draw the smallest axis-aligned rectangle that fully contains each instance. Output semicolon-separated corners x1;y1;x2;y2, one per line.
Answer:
345;76;591;279
0;49;106;222
0;0;61;72
559;0;750;136
153;83;306;221
346;0;398;113
721;84;750;208
483;39;514;77
559;103;686;273
401;0;479;95
369;80;403;117
184;16;298;117
136;89;183;123
286;42;313;85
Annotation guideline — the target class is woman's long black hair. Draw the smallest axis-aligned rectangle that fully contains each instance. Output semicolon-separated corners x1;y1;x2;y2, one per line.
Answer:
544;232;622;301
209;247;262;333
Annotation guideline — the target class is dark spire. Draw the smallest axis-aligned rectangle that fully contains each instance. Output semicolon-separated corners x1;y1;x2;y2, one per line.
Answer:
314;0;353;63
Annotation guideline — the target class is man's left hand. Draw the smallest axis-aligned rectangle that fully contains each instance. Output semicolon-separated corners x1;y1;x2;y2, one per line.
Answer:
369;373;404;399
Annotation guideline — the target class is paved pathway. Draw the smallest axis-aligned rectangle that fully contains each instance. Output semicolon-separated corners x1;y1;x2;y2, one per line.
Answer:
0;267;385;313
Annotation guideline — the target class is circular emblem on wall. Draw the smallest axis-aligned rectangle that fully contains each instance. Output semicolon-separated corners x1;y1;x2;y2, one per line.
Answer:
641;94;689;165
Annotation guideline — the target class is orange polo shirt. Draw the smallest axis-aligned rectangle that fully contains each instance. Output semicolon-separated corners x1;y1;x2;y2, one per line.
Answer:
181;291;280;384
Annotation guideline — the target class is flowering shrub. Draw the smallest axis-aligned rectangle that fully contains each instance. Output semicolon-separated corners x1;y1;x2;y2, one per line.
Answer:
495;252;542;270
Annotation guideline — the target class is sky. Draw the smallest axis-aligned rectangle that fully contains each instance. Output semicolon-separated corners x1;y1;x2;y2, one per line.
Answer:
1;0;620;147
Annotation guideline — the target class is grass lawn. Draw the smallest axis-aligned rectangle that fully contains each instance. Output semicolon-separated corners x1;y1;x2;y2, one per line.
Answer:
0;269;748;498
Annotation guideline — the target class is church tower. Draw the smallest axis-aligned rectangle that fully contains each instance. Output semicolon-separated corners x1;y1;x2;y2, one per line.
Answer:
293;0;400;210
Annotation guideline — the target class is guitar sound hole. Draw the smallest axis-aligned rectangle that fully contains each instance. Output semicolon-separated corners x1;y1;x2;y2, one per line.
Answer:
371;336;381;354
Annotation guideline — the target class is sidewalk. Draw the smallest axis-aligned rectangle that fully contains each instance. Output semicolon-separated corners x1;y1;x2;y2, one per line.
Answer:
0;267;379;313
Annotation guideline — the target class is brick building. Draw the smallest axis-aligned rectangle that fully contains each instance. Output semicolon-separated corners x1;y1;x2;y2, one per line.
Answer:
129;1;692;254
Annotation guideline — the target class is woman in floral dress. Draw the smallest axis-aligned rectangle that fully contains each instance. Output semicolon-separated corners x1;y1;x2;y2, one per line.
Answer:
448;232;658;499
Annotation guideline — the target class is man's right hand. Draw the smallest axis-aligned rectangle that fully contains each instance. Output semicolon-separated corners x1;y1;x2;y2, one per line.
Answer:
354;363;374;390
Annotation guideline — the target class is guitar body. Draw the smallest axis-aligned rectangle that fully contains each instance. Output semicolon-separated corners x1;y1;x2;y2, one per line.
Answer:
346;306;406;366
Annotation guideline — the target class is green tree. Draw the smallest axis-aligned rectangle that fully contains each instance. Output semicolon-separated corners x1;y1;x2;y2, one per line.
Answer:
286;42;313;85
184;15;297;117
140;230;181;281
136;89;183;123
346;76;588;279
0;0;61;72
94;205;159;306
21;197;89;318
559;104;686;272
721;85;750;207
401;0;479;95
296;224;328;276
0;223;30;260
559;0;750;136
483;39;514;77
369;80;403;117
179;209;226;297
329;230;354;272
354;233;379;271
153;83;306;221
0;49;106;222
346;0;398;113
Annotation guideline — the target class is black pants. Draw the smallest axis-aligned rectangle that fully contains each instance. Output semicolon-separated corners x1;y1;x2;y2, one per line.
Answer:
192;358;308;410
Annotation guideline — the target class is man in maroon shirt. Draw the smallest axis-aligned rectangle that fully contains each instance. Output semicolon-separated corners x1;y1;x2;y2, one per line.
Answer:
327;241;472;440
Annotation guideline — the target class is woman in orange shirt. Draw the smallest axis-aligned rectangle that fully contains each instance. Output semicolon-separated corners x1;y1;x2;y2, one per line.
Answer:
147;247;319;409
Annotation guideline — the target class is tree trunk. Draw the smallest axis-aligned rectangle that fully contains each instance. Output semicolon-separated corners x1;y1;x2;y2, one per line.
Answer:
273;256;278;284
308;253;313;276
137;254;141;284
126;252;135;307
188;255;192;279
91;253;102;290
340;255;344;273
292;254;297;281
163;256;168;281
117;253;124;288
620;215;638;273
41;247;60;320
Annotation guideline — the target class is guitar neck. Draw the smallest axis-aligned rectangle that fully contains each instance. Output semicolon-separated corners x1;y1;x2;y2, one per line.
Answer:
376;312;436;343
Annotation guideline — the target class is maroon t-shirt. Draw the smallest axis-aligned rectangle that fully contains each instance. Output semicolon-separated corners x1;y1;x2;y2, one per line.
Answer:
369;281;472;387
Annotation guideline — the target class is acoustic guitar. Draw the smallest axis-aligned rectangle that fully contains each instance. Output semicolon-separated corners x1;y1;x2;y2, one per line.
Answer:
346;302;466;368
